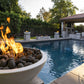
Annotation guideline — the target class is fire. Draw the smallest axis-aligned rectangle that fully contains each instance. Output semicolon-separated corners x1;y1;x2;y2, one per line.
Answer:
0;18;23;59
7;17;10;23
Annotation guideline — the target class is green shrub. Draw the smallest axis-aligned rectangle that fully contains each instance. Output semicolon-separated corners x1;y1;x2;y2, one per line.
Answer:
0;11;21;36
0;11;58;37
74;24;84;33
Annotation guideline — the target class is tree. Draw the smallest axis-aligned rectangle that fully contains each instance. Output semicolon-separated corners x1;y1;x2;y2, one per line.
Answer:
0;0;21;13
50;0;78;23
36;7;51;22
20;11;31;18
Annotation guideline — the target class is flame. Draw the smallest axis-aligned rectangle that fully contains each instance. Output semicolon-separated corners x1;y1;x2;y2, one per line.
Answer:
0;26;4;30
7;17;10;23
0;17;23;59
25;31;28;32
56;31;59;33
6;26;11;34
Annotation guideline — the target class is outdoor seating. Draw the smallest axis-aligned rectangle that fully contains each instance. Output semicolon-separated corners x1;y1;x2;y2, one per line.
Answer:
69;33;81;39
69;34;76;39
76;33;81;39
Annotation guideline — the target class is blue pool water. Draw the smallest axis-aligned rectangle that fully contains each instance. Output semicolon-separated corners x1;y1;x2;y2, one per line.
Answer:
22;40;84;84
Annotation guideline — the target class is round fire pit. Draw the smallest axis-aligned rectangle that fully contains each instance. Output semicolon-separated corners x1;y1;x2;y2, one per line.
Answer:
0;48;47;84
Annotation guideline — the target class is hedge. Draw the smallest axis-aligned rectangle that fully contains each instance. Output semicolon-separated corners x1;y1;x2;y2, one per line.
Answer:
0;11;58;37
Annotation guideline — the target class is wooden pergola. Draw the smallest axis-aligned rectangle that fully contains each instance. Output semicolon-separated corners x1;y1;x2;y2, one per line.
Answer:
60;13;84;37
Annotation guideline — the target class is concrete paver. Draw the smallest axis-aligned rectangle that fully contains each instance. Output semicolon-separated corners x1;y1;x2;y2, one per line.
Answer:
70;64;84;78
30;76;44;84
50;63;84;84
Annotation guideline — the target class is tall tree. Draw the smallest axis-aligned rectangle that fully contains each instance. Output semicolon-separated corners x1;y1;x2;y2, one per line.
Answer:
36;7;51;22
50;0;78;23
20;11;31;18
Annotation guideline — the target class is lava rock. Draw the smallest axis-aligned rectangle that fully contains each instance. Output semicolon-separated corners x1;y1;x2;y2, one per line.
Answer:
0;48;42;70
16;59;26;65
35;54;42;60
34;59;39;63
8;58;14;60
23;48;28;52
25;56;36;63
17;63;24;68
34;49;41;54
19;60;26;65
25;62;32;66
0;55;8;60
0;49;2;55
26;55;32;58
15;59;22;64
0;58;7;67
28;50;34;54
8;58;16;69
20;56;26;61
37;50;41;54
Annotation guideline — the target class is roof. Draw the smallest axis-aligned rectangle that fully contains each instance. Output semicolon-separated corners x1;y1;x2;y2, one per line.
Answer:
60;13;84;23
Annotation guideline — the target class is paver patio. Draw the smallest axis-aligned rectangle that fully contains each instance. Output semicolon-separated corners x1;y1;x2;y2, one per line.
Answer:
50;63;84;84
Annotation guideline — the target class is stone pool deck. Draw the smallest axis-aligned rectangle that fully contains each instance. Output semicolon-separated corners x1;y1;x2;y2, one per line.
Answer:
50;63;84;84
31;76;44;84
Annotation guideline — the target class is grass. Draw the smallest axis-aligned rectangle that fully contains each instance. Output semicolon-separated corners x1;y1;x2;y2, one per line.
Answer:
30;36;36;39
15;36;54;40
15;36;36;40
15;37;24;40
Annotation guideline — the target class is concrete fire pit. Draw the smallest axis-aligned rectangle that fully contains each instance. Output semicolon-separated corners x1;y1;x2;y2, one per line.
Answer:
0;50;47;84
24;32;31;41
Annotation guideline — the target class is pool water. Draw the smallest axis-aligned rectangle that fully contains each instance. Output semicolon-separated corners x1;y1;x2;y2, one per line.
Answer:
22;40;84;84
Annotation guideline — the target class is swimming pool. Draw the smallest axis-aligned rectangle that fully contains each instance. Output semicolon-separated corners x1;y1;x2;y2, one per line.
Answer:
22;40;84;84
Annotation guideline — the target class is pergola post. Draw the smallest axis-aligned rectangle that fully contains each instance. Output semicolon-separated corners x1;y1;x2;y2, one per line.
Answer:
61;22;63;36
61;21;66;37
70;23;73;33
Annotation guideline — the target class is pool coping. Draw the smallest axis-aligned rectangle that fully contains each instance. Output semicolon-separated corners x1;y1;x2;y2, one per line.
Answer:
15;38;70;43
15;38;84;43
50;63;84;84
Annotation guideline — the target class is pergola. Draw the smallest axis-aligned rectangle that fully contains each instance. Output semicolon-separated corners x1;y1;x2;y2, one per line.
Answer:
60;13;84;37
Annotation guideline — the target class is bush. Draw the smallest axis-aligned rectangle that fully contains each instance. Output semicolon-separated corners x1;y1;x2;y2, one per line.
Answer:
0;11;58;37
20;18;57;36
0;11;21;36
74;24;84;33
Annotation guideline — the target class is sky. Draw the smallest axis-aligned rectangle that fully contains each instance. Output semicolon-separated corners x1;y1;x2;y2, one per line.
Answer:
72;0;84;14
19;0;54;18
19;0;84;18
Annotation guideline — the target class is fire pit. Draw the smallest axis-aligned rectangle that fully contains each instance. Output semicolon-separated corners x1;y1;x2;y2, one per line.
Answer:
0;49;47;84
0;18;47;84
